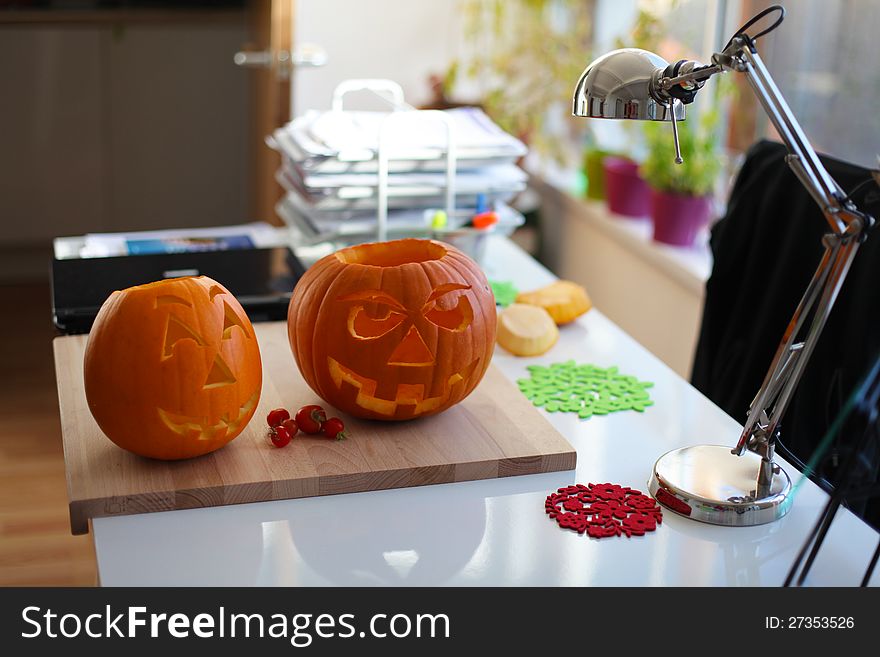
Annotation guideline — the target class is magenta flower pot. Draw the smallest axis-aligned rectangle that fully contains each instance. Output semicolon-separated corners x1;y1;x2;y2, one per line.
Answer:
603;156;650;218
649;188;712;247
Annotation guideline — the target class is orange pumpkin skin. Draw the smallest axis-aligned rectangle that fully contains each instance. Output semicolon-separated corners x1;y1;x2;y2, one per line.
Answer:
287;239;497;421
84;276;262;460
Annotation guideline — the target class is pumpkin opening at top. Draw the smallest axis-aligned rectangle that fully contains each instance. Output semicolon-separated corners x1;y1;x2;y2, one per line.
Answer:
334;239;448;267
288;239;497;421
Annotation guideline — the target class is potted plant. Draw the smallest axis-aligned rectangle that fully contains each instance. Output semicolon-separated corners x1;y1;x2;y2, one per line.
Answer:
603;154;652;217
640;108;723;246
582;143;612;200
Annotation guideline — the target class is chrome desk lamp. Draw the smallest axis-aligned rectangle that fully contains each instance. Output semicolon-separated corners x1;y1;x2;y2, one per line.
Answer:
572;6;875;526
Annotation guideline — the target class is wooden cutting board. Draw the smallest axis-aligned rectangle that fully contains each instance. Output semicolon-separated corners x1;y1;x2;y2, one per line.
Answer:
54;321;576;535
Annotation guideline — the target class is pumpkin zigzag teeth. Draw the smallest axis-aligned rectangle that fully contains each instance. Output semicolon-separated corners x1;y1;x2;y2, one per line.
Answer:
157;390;259;441
327;356;479;416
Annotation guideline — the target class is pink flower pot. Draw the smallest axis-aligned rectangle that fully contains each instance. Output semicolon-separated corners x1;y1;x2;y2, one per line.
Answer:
603;156;650;218
649;188;712;247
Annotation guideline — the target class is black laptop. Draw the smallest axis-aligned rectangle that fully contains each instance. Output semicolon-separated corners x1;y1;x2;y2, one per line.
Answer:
51;247;306;334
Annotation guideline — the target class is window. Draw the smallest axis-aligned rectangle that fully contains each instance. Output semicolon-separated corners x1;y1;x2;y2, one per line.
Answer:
605;0;880;168
747;0;879;168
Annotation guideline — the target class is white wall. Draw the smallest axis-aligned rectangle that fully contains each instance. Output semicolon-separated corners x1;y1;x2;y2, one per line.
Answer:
293;0;466;115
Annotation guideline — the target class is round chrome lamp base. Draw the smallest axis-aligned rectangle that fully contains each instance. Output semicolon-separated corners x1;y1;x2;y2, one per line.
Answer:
648;445;792;527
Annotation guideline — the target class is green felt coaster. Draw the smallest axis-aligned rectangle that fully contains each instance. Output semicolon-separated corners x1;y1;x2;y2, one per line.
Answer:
489;280;519;308
516;360;654;419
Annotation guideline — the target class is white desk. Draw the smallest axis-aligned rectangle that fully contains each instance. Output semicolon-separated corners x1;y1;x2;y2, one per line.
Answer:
90;236;879;586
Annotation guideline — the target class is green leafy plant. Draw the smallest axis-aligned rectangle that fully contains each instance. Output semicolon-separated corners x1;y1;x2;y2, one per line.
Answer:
640;107;723;197
446;0;593;162
614;8;665;54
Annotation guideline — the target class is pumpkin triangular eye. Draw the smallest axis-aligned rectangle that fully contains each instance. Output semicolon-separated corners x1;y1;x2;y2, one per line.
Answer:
203;354;237;389
163;315;206;357
222;301;251;339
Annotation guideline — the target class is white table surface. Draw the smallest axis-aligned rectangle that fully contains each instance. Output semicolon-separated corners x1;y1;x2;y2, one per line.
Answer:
90;236;879;586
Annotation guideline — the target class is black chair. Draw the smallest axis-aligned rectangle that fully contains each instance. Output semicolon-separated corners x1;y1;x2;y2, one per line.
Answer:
691;140;880;526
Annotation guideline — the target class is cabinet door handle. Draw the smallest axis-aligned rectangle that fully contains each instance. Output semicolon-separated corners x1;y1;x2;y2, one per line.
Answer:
233;44;326;79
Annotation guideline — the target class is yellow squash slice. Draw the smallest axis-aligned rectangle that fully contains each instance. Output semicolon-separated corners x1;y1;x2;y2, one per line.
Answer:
496;303;559;356
515;280;591;325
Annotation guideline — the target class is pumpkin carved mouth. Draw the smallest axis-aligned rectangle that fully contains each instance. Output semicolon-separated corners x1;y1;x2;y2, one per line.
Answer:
328;356;480;417
157;390;260;442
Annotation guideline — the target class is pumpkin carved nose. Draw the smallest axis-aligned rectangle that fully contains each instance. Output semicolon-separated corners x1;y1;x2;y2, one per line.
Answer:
387;325;434;366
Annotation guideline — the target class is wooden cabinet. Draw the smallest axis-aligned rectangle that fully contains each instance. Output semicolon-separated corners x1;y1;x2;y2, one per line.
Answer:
0;10;252;245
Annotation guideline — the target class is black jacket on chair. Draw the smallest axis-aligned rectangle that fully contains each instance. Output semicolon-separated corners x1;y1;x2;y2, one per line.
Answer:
691;140;880;494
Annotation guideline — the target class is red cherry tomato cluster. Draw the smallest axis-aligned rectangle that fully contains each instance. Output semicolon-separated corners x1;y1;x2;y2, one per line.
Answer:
266;404;349;448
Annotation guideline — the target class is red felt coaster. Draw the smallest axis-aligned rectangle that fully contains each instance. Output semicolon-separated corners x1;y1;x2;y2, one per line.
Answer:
545;483;663;538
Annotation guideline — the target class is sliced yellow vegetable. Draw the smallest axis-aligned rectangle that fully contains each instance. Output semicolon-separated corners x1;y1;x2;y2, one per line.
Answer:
515;280;591;325
496;303;559;356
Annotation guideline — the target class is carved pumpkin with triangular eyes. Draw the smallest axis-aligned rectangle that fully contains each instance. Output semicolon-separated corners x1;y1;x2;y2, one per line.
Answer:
84;276;262;460
287;239;496;421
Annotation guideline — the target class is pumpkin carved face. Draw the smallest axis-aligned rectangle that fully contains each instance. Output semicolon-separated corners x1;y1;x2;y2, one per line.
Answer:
84;276;262;460
288;239;496;420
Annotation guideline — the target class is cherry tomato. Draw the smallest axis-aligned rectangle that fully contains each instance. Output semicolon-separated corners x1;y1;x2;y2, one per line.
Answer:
322;417;349;441
269;425;292;448
280;418;298;438
266;408;290;428
295;405;327;434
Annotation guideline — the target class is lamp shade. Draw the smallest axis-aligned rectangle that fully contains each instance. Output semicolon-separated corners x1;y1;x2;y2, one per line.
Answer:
572;48;684;121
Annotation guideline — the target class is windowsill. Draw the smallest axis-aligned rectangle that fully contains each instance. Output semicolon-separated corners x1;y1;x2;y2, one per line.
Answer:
570;198;712;294
525;160;713;297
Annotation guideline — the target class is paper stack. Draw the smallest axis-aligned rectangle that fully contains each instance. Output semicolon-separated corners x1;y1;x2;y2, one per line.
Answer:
267;106;529;246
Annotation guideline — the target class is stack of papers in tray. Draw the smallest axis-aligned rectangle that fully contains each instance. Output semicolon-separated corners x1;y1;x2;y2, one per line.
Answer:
269;106;527;174
277;193;524;243
267;106;529;243
275;160;527;212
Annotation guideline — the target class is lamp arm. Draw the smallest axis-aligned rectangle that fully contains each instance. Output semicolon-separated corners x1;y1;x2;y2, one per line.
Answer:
659;64;723;90
655;37;875;474
709;38;874;464
731;40;852;232
733;230;861;466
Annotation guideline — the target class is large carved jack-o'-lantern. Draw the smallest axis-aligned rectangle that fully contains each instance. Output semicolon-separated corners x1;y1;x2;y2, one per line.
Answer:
288;239;496;421
84;276;262;460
